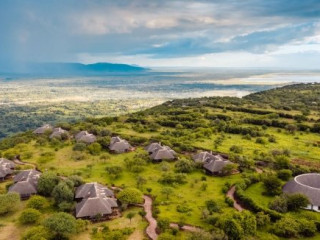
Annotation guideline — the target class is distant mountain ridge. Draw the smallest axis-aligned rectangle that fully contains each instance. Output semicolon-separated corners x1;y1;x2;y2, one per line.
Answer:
2;62;147;75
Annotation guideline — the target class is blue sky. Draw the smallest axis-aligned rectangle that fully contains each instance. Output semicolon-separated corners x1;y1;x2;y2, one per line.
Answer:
0;0;320;69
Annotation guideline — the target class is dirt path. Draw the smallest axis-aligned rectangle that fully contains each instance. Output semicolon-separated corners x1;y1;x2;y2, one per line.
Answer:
143;195;158;240
169;223;201;232
226;186;244;211
255;167;263;173
13;159;37;169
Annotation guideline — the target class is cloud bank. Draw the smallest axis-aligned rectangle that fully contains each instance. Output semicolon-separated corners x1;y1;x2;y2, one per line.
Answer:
0;0;319;69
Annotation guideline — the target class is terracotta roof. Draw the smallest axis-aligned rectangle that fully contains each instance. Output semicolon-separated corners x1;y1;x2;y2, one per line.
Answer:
283;173;320;206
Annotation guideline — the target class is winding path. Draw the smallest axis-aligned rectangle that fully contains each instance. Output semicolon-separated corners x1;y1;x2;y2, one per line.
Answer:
226;185;244;212
143;195;158;240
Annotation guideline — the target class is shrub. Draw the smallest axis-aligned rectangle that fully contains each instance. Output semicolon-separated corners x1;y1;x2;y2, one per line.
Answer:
256;212;270;227
272;217;299;238
19;208;41;224
51;181;74;205
174;159;194;173
73;143;86;151
286;193;309;211
0;192;20;215
87;143;102;155
205;200;220;213
43;212;77;239
262;174;282;196
269;195;288;213
230;145;243;153
21;226;50;240
117;188;143;205
298;219;316;237
38;172;60;196
176;204;192;213
158;172;187;185
105;166;123;179
277;169;292;181
27;195;48;210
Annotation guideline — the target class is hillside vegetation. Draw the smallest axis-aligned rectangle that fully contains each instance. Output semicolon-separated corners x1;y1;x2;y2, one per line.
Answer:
0;83;320;240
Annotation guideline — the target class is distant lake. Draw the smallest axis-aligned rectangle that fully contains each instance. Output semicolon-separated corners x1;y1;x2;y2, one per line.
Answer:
1;68;320;104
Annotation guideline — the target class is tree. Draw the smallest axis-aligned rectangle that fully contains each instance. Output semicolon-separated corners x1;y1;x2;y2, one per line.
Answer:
21;226;50;240
262;174;282;196
174;159;194;173
277;169;292;180
157;218;170;232
43;212;77;240
161;187;174;200
117;188;143;205
205;199;220;214
256;212;270;227
269;195;288;213
286;193;309;211
218;218;244;240
272;217;299;238
126;212;135;223
87;142;102;155
51;181;74;205
68;175;84;187
19;208;41;224
0;192;20;215
27;195;48;210
38;172;60;196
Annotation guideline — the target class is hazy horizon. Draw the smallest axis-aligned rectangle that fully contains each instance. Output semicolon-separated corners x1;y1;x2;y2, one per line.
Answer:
1;1;320;70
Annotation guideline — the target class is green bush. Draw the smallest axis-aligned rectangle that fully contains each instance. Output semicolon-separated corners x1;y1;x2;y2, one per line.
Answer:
0;192;20;215
26;195;48;210
21;226;50;240
19;208;41;224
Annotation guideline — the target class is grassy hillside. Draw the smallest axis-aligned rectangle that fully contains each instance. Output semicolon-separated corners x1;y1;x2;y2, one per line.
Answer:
0;83;320;240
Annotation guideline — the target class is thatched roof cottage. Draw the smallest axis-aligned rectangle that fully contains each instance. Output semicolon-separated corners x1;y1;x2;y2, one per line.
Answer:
109;136;132;153
283;173;320;212
203;155;232;175
150;146;176;162
0;158;15;180
49;127;68;139
145;142;162;154
33;124;53;134
192;151;216;164
75;131;97;144
75;182;118;219
8;169;41;198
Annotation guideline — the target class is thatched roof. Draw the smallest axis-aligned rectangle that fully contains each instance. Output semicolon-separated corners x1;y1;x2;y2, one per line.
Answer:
283;173;320;206
150;146;176;161
0;158;15;178
9;181;37;196
9;170;41;197
75;131;96;144
145;142;162;154
109;136;132;153
76;197;117;218
192;151;217;163
75;182;114;199
203;158;231;173
49;127;68;139
75;182;118;218
33;124;53;134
